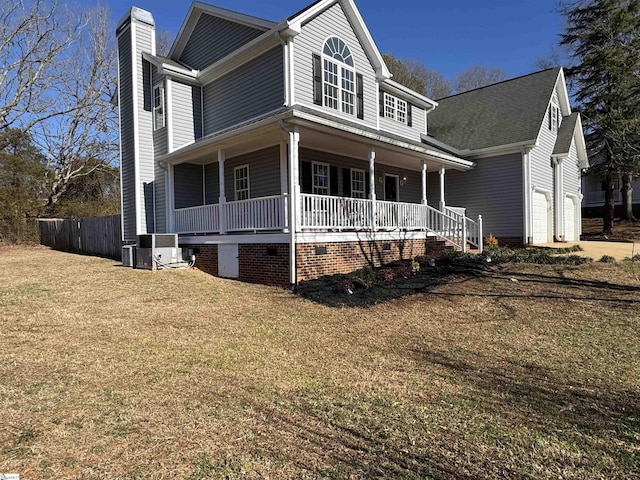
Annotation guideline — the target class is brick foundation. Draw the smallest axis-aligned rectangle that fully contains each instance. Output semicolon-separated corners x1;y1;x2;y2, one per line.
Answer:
238;244;290;286
193;243;290;287
194;245;218;276
296;238;451;282
493;237;526;248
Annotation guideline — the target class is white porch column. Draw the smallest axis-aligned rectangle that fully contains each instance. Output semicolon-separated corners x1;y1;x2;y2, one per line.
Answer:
369;147;376;231
280;141;289;232
218;149;226;234
439;167;446;211
421;160;428;205
287;127;300;285
167;164;175;232
288;127;300;232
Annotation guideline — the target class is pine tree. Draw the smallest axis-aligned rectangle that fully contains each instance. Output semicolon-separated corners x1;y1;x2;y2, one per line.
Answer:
561;0;640;232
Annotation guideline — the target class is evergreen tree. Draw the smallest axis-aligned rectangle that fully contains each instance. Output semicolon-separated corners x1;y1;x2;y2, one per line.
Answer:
561;0;640;232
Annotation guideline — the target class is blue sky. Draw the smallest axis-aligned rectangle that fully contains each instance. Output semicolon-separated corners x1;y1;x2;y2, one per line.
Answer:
95;0;566;80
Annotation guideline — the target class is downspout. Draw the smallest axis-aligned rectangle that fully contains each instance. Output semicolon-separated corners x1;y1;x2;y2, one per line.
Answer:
522;146;533;245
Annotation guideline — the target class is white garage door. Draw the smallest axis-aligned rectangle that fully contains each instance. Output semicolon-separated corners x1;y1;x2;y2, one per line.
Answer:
564;197;576;242
532;192;550;244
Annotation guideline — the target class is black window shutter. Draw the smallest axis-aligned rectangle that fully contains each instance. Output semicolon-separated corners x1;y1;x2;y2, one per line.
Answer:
330;166;339;196
548;105;552;130
379;90;385;116
342;168;351;197
313;54;322;106
407;104;413;127
356;74;364;119
300;160;313;193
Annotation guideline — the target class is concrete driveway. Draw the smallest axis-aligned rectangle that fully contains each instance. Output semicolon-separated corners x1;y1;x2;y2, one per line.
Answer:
540;241;640;261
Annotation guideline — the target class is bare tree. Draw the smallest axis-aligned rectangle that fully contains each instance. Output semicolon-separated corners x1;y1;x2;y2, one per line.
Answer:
29;4;118;210
404;60;451;99
0;0;78;130
156;29;175;57
453;65;506;94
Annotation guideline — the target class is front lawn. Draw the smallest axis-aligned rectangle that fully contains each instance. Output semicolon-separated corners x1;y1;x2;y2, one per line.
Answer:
1;247;639;479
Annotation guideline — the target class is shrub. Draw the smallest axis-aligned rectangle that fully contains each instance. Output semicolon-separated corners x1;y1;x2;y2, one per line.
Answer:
598;255;616;263
411;260;420;274
485;234;499;248
352;266;379;289
379;268;395;284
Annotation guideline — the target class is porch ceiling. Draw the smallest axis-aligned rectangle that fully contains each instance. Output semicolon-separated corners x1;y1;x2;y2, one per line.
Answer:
296;124;466;172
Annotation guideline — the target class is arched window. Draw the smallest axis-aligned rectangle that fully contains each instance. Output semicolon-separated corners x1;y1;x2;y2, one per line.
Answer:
322;37;355;115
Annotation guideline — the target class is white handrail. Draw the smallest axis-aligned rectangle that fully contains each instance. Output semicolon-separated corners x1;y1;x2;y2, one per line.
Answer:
174;203;220;234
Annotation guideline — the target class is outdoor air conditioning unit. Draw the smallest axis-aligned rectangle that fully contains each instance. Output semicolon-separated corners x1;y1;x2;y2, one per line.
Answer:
122;245;135;268
138;234;178;249
135;234;184;270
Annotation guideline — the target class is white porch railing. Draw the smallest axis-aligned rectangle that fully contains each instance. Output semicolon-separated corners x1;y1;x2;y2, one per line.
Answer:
300;194;483;253
224;194;287;231
174;195;286;234
174;204;220;234
300;194;372;229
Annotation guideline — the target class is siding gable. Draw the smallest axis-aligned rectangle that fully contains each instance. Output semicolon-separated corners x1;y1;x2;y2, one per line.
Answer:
179;13;264;70
294;2;378;128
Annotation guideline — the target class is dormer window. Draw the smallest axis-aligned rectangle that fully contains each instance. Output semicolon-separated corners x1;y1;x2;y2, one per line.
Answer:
384;93;408;124
313;37;364;119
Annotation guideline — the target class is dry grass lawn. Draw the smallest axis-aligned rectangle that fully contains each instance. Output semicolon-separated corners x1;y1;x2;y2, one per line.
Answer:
583;217;640;241
1;246;639;479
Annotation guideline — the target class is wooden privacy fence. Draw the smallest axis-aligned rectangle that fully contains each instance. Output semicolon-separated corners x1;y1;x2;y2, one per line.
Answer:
38;215;122;260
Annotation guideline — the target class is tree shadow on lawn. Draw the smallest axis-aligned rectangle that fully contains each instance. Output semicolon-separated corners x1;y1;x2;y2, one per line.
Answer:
410;347;640;474
296;261;640;308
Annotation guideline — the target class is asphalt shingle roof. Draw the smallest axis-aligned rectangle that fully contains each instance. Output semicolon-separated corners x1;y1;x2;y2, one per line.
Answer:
428;67;561;151
553;112;578;156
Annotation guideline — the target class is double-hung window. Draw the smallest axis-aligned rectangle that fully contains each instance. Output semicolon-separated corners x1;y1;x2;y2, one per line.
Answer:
234;165;249;201
351;169;366;199
384;93;408;124
322;37;355;115
549;102;561;133
153;85;165;130
312;162;329;195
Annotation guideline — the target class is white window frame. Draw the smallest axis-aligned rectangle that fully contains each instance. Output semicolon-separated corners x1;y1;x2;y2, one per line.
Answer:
312;161;330;195
351;169;366;199
549;103;561;133
384;92;408;124
234;165;250;201
153;84;165;130
322;37;356;116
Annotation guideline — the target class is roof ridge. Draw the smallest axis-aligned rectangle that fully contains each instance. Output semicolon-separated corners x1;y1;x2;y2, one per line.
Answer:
436;67;561;101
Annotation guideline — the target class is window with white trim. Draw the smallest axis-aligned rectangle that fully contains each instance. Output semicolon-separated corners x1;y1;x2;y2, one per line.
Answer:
323;37;355;115
313;162;329;195
153;84;165;130
384;93;408;124
549;102;561;133
234;165;249;201
351;169;366;198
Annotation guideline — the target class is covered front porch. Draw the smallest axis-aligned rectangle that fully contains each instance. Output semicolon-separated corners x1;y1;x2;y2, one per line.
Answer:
162;114;483;252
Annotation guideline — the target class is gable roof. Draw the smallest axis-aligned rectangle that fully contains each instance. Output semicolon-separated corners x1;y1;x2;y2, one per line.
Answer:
428;67;562;152
170;2;276;60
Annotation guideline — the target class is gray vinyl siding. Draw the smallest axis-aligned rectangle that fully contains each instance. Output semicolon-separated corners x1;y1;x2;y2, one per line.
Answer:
204;163;219;204
224;146;280;201
428;153;524;238
563;139;581;196
202;46;283;135
298;148;422;203
293;3;378;128
137;29;155;234
379;101;427;142
179;13;264;70
172;81;202;150
174;163;204;209
117;27;136;242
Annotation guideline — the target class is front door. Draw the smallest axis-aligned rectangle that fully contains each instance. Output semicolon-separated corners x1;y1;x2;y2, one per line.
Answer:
384;174;399;202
